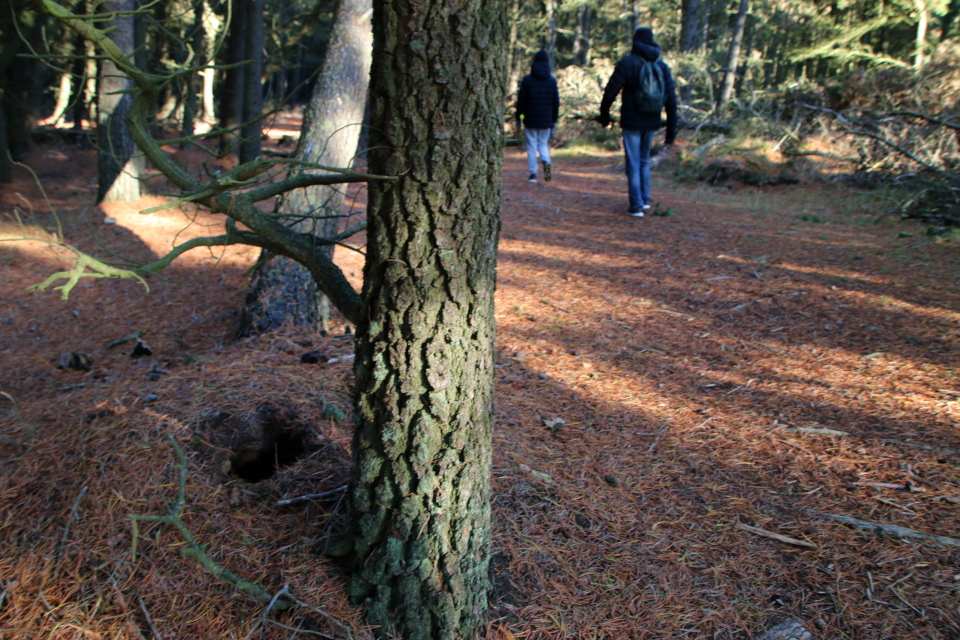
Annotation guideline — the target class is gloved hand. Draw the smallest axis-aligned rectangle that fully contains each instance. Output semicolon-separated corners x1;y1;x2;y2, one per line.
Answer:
597;113;610;128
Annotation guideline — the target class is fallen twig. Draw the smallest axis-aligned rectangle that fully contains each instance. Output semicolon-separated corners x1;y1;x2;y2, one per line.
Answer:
736;523;817;549
138;597;162;640
787;427;848;437
800;508;960;547
853;482;906;490
276;485;348;506
55;485;88;571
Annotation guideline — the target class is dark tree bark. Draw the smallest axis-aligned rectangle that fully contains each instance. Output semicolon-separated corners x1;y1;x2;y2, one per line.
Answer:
583;6;592;66
239;0;265;164
97;0;142;203
941;0;960;41
220;0;247;155
239;0;373;337
180;0;204;150
716;0;749;113
735;14;755;96
680;0;703;104
339;0;509;637
680;0;702;52
0;99;11;184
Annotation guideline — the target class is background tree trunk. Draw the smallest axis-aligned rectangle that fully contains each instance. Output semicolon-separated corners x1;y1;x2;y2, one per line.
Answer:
343;0;508;637
716;0;749;114
680;0;703;104
914;0;927;68
97;0;142;203
220;1;247;155
0;99;11;184
239;0;373;337
239;0;265;164
545;0;557;69
180;0;203;149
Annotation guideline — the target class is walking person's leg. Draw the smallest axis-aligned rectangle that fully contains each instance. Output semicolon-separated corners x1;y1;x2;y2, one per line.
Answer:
523;127;539;182
622;130;643;214
639;130;655;208
538;129;552;182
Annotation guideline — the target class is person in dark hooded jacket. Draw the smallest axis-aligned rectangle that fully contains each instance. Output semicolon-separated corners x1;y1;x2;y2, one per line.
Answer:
516;50;560;183
599;28;677;216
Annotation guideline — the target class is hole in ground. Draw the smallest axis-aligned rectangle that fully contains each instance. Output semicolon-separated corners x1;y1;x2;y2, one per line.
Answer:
229;407;313;482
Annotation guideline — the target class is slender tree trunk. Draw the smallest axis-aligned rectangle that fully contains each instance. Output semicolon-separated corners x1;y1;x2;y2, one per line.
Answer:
914;0;927;68
545;0;557;69
735;14;755;96
83;35;97;125
941;0;960;41
200;0;218;128
220;0;247;155
239;0;265;164
47;71;73;126
180;0;205;149
97;0;142;203
680;0;702;51
239;0;373;337
70;4;87;130
507;0;522;97
716;0;749;113
0;99;11;184
583;6;592;66
632;0;640;34
134;0;148;73
573;5;584;65
680;0;702;104
341;0;508;637
700;0;714;52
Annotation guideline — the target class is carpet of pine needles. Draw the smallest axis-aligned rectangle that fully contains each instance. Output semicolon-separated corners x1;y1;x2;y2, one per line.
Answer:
1;121;959;640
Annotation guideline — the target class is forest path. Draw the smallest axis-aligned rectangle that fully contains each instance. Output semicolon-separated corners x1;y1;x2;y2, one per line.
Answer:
0;142;958;639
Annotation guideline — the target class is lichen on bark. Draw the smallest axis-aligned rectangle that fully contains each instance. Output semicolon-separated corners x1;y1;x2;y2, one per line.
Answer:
343;0;509;638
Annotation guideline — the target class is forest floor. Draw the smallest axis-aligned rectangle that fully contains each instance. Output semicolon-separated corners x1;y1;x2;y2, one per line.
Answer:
1;123;959;640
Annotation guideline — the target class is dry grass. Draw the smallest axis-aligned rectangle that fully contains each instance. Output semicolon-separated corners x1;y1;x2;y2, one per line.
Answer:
1;129;959;639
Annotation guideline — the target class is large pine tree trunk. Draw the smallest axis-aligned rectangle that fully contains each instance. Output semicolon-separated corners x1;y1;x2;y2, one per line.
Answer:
239;0;373;337
97;0;142;203
716;0;749;114
239;0;265;164
342;0;508;637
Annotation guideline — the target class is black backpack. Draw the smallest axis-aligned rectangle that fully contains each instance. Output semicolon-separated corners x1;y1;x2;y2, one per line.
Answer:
633;58;665;114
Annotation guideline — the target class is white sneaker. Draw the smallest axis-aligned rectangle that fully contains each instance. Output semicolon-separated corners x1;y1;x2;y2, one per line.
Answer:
642;204;651;211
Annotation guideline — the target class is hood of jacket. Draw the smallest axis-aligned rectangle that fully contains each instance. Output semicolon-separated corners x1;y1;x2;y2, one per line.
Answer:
631;40;660;61
531;50;551;79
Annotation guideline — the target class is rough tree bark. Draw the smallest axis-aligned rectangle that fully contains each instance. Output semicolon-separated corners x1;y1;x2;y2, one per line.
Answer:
716;0;749;114
97;0;142;203
239;0;265;164
239;0;373;336
340;0;508;638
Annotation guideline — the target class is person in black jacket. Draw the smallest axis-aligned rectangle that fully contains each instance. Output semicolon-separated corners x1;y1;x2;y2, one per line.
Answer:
516;50;560;183
599;28;678;216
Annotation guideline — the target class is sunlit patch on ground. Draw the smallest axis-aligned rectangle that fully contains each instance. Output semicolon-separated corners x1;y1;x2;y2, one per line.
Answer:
0;139;958;639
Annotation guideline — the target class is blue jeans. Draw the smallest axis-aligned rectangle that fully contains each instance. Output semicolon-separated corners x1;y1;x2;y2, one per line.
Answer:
622;129;655;209
524;127;552;175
